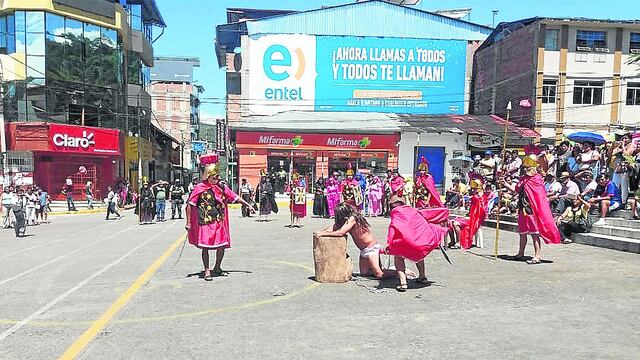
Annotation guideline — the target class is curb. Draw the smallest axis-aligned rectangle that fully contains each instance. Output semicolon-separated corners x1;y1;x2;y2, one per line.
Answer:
49;205;136;216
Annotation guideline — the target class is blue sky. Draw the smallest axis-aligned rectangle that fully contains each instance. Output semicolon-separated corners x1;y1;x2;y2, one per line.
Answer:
153;0;636;120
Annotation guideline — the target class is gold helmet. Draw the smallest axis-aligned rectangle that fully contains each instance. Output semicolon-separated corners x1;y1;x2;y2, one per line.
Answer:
470;178;483;190
523;154;539;169
346;162;354;177
417;156;429;172
203;163;220;179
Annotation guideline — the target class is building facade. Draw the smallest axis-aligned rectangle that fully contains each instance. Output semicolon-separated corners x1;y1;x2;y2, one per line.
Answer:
215;1;493;190
149;56;202;180
473;17;640;143
0;0;167;197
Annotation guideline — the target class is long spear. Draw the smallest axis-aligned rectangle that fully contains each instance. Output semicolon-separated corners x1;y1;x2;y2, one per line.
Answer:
495;101;512;260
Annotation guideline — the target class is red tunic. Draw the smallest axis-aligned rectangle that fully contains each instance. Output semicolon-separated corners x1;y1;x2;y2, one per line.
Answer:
187;181;239;249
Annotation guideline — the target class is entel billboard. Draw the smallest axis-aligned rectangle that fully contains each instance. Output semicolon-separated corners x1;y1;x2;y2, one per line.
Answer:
247;34;466;115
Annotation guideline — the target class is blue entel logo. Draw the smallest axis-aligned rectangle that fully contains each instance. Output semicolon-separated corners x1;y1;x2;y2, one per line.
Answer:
263;44;305;101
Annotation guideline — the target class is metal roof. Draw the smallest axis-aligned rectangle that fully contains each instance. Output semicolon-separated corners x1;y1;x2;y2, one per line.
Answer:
216;0;492;67
245;0;492;40
230;111;538;145
400;114;538;145
122;0;166;27
479;16;640;51
231;111;403;134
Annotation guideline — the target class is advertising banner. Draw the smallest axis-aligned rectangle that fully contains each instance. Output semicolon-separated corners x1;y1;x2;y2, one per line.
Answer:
316;36;466;114
247;35;467;115
236;131;397;151
247;34;316;114
49;124;121;155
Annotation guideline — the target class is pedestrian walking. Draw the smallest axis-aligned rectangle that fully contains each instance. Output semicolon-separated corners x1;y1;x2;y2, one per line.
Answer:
105;185;121;220
170;179;185;219
85;181;94;209
12;190;27;237
63;178;77;211
239;178;253;217
185;163;255;281
1;186;15;228
152;181;168;222
37;188;50;224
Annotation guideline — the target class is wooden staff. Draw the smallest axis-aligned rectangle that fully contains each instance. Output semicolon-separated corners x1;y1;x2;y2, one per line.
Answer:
495;101;512;260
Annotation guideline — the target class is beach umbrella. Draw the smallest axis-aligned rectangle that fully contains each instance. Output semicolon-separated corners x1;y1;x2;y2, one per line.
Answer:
567;132;606;145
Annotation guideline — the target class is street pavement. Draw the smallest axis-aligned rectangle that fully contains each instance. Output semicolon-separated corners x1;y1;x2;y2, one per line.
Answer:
0;207;639;359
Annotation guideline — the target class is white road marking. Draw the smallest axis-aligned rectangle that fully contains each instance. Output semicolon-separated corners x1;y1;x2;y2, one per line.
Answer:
0;224;140;286
0;221;178;342
0;221;116;260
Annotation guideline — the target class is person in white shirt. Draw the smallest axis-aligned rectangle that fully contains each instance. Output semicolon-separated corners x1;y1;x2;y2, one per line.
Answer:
239;178;253;217
577;170;598;201
25;188;38;225
1;186;15;228
105;185;121;220
578;140;600;178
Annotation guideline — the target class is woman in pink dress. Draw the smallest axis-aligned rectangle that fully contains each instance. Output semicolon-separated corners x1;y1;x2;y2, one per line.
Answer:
368;176;383;216
185;163;254;281
326;174;340;218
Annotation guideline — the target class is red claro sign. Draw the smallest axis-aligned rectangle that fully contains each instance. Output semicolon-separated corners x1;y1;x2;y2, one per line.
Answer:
49;124;121;155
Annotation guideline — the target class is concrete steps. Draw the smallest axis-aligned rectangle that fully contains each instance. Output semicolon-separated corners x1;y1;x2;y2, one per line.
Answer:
451;208;640;254
573;233;640;253
49;200;104;212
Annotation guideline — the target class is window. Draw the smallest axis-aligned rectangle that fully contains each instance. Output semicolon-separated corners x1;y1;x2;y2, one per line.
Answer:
573;81;604;105
631;33;640;52
576;30;607;50
542;79;557;103
545;29;559;51
226;73;241;95
627;83;640;106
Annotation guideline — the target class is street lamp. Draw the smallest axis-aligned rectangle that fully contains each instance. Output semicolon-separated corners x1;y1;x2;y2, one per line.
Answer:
0;59;8;187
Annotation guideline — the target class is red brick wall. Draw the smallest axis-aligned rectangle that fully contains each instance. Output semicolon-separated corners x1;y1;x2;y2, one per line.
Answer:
473;22;539;128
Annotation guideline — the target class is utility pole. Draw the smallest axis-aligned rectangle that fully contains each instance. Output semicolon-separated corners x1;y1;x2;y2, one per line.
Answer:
137;93;143;189
492;10;499;28
0;60;8;187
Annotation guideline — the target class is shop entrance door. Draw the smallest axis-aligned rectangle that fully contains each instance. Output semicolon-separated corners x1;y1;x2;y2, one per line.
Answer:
293;157;315;192
415;146;445;189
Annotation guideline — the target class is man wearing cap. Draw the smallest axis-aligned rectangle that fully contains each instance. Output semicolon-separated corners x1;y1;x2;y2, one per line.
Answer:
550;172;580;214
502;154;561;264
480;151;496;182
170;179;186;219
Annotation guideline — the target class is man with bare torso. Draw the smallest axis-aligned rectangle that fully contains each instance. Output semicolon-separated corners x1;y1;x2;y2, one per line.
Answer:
316;203;393;278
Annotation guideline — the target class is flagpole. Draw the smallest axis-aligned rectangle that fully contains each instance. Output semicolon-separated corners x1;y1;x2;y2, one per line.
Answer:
495;101;512;261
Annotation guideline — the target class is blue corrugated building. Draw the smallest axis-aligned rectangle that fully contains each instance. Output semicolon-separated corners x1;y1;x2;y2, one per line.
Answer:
214;0;497;190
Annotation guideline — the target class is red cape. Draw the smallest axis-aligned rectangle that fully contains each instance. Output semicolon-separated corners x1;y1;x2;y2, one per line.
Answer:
459;194;487;250
518;174;562;244
417;207;450;224
416;174;443;207
386;205;449;262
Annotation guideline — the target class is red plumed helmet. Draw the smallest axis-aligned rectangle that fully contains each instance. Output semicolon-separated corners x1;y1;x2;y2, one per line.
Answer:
417;156;429;172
